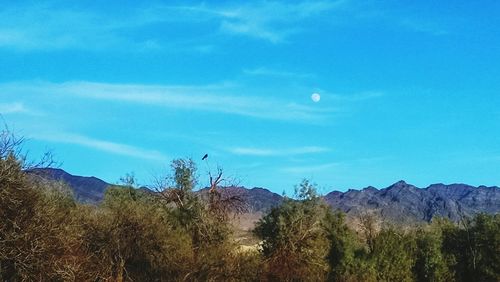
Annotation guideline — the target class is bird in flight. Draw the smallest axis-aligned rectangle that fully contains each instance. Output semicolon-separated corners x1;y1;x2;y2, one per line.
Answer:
202;154;208;160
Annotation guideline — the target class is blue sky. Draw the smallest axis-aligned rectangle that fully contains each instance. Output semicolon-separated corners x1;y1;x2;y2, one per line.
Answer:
1;0;499;193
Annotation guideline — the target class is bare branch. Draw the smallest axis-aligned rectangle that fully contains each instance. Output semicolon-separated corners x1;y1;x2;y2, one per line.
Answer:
209;168;223;193
1;121;59;170
0;121;24;160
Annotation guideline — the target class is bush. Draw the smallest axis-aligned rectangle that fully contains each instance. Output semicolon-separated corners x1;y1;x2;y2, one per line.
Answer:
0;154;79;281
74;186;193;281
254;180;330;281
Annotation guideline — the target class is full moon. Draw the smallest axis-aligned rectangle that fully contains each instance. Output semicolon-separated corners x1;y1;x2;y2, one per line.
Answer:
311;93;321;102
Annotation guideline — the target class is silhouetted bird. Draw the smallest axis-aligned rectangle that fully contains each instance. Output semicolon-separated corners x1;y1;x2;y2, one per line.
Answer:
202;154;208;160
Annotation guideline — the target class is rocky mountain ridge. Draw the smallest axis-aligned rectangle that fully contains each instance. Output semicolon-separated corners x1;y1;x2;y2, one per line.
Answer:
27;168;500;223
324;180;500;223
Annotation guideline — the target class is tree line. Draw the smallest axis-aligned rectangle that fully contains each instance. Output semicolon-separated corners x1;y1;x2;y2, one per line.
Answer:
0;130;499;281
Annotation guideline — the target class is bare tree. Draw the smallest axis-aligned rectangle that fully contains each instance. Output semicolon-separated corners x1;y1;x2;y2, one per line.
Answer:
0;121;58;170
0;122;24;160
206;165;247;221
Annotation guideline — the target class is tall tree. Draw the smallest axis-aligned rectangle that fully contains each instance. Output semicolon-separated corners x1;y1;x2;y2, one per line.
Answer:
413;226;452;282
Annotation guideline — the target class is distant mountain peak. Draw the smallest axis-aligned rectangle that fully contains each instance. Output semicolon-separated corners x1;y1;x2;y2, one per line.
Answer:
27;168;110;204
27;168;500;224
392;180;409;186
326;182;500;223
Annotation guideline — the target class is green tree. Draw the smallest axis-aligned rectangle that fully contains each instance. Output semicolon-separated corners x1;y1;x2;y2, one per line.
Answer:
370;228;416;282
254;179;330;281
413;226;452;282
323;210;376;281
471;213;500;281
440;213;500;282
156;158;252;281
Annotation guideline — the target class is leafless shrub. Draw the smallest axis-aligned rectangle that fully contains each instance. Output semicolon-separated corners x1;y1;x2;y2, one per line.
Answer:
0;121;58;170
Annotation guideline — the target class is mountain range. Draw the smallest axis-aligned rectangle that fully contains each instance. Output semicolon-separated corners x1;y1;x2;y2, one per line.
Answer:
28;168;109;203
27;168;500;224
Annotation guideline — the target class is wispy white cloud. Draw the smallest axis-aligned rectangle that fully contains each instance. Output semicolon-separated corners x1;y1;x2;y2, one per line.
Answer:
153;1;344;42
33;132;167;161
243;67;314;78
0;1;452;51
280;156;389;175
215;1;344;43
137;1;345;43
0;4;122;50
0;81;331;122
229;146;330;156
327;91;384;101
0;1;346;50
211;1;450;41
0;102;35;115
0;2;207;51
281;162;339;173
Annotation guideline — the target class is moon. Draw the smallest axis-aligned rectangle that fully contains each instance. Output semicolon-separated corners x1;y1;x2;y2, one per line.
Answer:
311;93;321;102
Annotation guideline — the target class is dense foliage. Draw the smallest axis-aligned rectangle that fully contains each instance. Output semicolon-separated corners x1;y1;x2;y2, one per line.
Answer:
1;150;499;281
